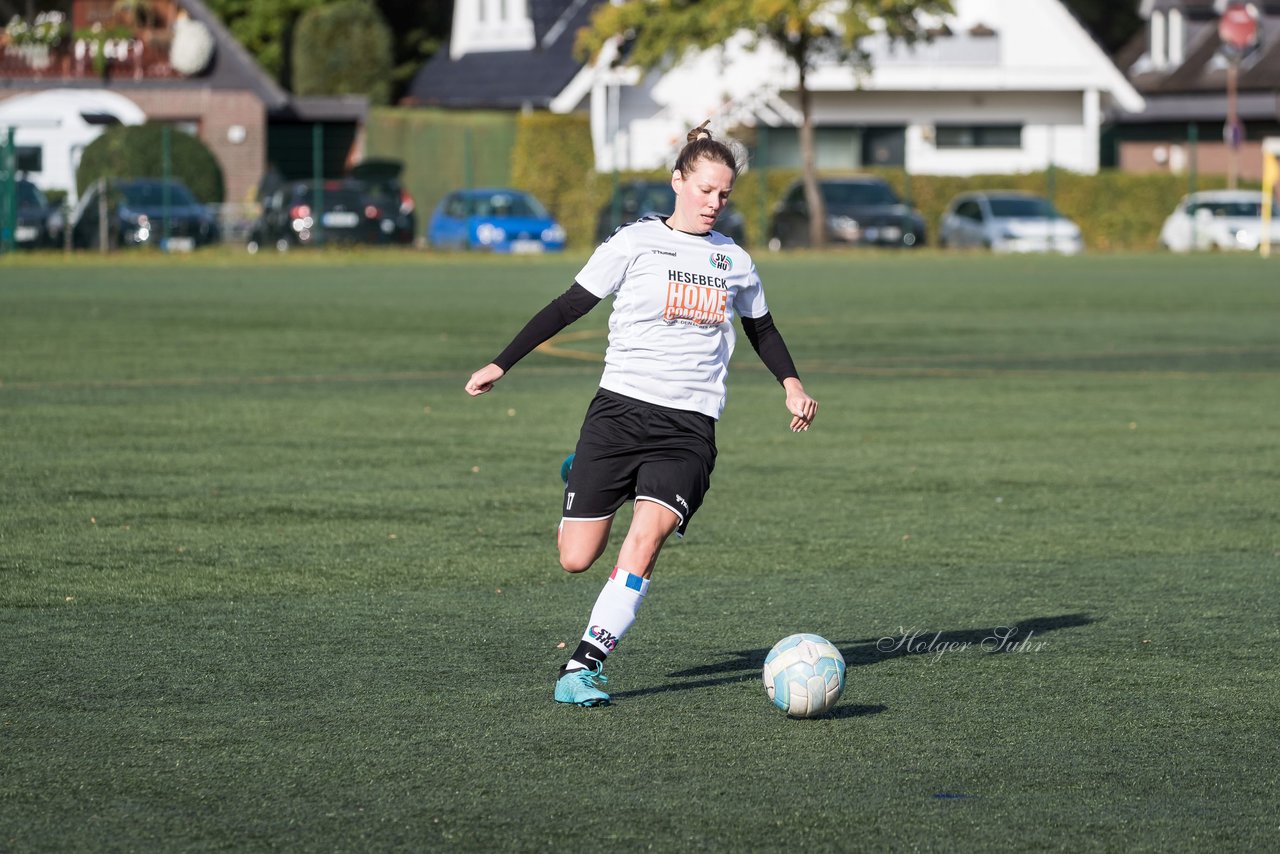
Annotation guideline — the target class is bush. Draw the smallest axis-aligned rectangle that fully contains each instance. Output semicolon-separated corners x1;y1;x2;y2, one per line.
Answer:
76;123;225;203
292;0;393;106
510;113;602;249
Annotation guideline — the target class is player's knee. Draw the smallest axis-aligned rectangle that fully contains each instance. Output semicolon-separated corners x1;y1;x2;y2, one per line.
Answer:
559;550;595;573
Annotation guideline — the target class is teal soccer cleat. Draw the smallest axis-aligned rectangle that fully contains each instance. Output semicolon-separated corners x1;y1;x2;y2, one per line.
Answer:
554;664;610;707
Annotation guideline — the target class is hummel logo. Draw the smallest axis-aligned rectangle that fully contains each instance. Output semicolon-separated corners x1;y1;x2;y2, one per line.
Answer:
675;494;689;511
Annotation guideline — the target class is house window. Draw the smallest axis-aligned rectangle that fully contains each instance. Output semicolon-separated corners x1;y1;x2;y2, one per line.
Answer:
1150;11;1167;68
1168;8;1184;66
935;125;1022;149
16;145;43;173
754;126;892;169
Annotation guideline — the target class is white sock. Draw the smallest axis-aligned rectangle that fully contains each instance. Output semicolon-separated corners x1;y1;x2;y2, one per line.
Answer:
565;567;650;672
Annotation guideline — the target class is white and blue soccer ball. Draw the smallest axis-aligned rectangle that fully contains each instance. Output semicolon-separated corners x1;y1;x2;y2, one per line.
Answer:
762;633;846;718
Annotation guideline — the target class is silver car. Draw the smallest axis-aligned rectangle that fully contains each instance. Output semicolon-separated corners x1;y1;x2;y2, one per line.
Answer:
939;191;1083;254
1158;190;1280;253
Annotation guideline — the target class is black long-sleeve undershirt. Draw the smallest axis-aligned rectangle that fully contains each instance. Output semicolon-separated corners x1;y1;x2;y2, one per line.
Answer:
492;283;601;372
491;282;802;386
741;313;800;385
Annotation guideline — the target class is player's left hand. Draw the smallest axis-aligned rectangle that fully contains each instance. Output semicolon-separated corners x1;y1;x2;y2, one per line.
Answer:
465;362;506;396
782;378;817;432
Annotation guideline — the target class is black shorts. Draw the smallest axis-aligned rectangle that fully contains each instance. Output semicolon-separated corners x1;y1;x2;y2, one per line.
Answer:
563;389;717;536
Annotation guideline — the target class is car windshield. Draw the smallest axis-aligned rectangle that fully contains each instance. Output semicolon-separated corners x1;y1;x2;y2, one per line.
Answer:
120;182;199;207
1188;200;1262;218
821;182;899;207
988;197;1057;218
295;187;367;209
466;192;546;219
18;182;47;208
626;185;675;213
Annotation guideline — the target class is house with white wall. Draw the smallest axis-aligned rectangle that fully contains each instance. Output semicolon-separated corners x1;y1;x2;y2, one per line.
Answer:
416;0;1143;176
558;0;1145;175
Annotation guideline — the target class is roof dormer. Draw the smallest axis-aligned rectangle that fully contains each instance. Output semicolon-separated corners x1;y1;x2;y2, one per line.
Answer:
450;0;535;60
1140;1;1189;70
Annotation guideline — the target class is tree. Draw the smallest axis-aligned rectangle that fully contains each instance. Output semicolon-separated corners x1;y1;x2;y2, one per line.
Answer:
292;0;394;104
578;0;953;247
1061;0;1142;54
206;0;328;86
206;0;450;101
375;0;452;102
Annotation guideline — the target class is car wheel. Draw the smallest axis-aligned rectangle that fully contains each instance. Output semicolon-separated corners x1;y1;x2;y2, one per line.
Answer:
903;232;917;247
767;236;782;252
276;238;290;253
246;240;260;255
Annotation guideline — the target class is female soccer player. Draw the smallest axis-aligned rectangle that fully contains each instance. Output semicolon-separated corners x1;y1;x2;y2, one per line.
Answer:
464;122;817;706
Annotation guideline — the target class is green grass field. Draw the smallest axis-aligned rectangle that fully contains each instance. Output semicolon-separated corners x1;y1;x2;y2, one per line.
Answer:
2;251;1278;850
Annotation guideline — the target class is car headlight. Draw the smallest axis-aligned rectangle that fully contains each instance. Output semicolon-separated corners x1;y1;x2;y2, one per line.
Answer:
476;223;505;244
828;215;860;238
542;224;566;243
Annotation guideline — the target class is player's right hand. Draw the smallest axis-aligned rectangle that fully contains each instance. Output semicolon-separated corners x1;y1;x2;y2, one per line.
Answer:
464;363;506;396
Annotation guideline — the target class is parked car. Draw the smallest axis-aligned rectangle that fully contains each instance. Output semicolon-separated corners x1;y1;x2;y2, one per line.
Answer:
247;180;384;252
13;179;59;248
595;179;748;245
1158;190;1280;253
768;177;926;250
349;159;416;245
938;191;1083;254
427;188;566;253
68;178;219;250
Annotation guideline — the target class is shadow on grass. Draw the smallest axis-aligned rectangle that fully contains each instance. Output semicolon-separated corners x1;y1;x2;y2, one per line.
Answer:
611;613;1094;704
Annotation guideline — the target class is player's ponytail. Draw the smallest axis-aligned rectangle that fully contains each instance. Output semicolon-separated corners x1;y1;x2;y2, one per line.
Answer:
674;120;747;178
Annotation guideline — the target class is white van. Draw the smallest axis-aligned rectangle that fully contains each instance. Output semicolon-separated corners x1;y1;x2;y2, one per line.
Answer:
0;89;146;204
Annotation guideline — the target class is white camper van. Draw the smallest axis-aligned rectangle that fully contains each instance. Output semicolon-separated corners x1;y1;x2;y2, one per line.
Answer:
0;89;146;204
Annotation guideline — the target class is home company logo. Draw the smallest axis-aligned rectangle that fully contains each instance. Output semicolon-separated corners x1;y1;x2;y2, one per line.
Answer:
664;269;728;326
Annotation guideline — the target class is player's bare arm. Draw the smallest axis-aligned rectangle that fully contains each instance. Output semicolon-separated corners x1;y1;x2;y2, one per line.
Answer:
783;377;817;432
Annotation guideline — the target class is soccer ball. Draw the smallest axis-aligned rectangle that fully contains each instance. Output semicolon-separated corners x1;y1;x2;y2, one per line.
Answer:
762;633;846;717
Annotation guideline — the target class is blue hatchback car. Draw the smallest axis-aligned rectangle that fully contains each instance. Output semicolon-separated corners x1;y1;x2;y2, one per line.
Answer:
427;188;566;253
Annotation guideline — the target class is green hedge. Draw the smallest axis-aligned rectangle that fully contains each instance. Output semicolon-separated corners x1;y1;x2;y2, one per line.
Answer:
509;113;602;250
724;167;1244;252
76;123;225;203
364;107;517;228
874;168;1246;253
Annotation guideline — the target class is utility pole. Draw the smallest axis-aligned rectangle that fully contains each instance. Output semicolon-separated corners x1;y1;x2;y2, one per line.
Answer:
1218;3;1259;190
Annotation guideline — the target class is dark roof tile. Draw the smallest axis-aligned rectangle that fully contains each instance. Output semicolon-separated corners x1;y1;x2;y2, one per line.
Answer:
406;0;602;108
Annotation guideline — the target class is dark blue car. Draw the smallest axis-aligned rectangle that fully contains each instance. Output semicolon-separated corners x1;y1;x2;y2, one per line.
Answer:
69;178;219;250
427;188;566;253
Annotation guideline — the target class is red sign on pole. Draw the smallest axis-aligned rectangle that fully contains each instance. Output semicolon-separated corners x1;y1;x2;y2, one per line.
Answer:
1219;3;1260;55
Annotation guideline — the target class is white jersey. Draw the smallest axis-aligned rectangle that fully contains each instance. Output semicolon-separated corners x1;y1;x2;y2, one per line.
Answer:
575;216;769;420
